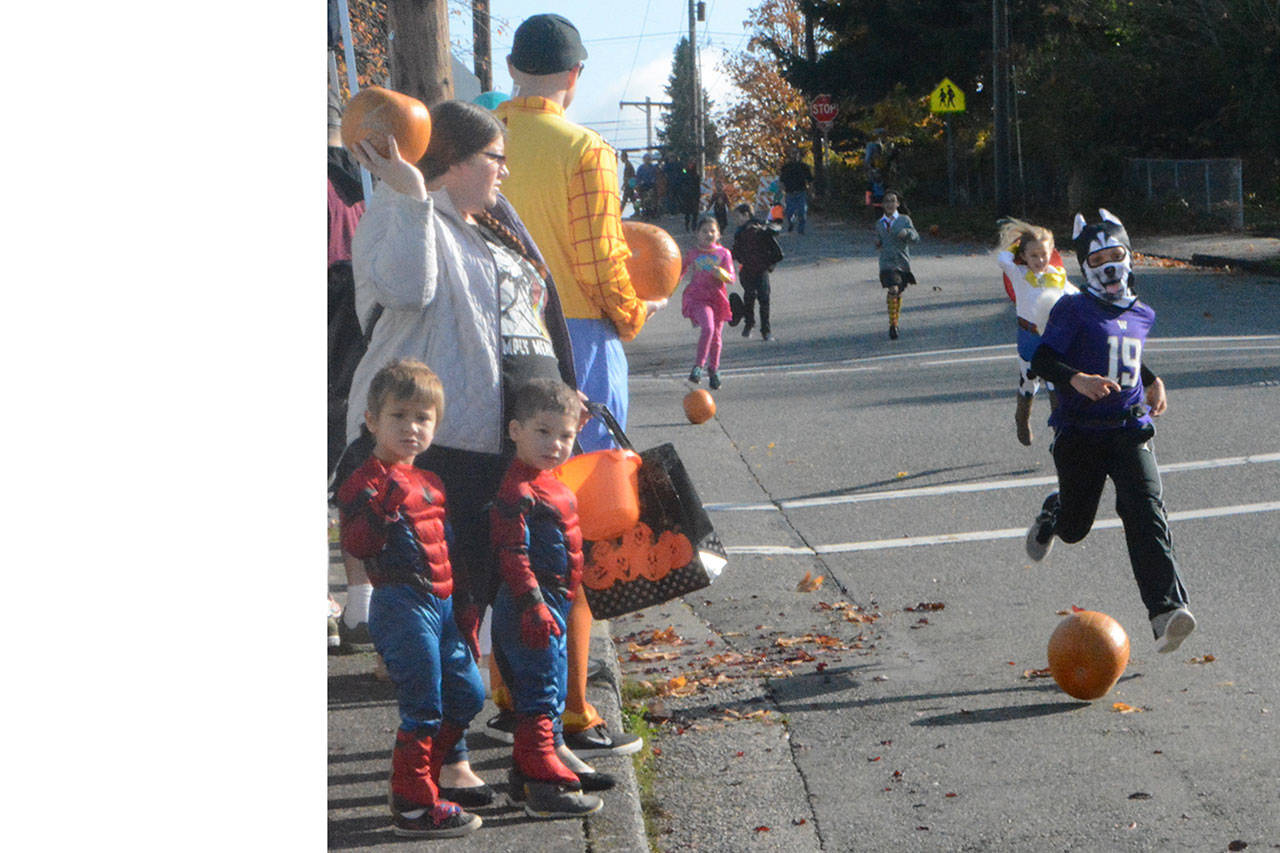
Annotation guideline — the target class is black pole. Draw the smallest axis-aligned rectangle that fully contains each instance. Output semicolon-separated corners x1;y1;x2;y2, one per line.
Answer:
992;0;1011;217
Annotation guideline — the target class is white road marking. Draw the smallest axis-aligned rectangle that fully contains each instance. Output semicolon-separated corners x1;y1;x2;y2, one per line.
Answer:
705;452;1280;512
725;501;1280;556
631;335;1279;383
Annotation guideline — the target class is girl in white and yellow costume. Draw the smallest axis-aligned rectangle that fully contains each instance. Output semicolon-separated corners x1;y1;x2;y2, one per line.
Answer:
996;219;1079;446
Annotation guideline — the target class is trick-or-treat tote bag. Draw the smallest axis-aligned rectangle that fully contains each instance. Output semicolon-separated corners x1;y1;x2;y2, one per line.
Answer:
576;404;727;619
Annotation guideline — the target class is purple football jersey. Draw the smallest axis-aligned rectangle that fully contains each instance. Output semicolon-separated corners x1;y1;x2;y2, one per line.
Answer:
1040;292;1156;431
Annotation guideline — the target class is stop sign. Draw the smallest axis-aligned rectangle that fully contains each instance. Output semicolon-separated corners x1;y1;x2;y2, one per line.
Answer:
810;94;837;124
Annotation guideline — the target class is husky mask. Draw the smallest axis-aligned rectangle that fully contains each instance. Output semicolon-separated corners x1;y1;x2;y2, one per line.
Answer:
1072;208;1135;306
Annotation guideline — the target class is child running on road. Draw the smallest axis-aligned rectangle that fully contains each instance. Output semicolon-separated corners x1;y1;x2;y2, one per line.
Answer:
874;189;919;340
996;218;1079;445
489;378;615;819
336;359;486;839
1023;209;1196;654
680;215;736;389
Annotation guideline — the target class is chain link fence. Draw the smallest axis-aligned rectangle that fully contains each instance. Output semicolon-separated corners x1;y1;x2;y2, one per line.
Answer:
1127;158;1243;229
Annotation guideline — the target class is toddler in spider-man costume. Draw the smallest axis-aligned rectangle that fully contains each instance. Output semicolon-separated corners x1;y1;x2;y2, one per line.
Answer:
336;359;485;839
489;378;617;819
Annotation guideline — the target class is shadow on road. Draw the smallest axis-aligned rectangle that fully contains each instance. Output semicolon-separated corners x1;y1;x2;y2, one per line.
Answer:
910;700;1086;726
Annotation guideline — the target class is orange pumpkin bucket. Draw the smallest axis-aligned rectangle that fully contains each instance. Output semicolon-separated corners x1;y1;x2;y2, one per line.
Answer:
555;449;643;541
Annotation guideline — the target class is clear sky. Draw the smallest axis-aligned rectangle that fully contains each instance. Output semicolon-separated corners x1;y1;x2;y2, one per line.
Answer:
481;1;760;152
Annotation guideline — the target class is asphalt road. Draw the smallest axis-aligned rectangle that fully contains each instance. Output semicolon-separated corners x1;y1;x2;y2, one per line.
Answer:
613;214;1280;852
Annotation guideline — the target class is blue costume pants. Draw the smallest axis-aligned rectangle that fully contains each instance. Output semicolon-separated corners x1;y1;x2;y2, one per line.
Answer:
566;317;629;452
490;585;570;718
370;584;485;738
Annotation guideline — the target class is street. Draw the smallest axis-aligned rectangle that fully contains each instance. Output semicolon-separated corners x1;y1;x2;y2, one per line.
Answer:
613;214;1280;851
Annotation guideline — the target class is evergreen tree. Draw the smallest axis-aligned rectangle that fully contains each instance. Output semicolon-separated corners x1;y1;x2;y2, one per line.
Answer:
658;38;722;166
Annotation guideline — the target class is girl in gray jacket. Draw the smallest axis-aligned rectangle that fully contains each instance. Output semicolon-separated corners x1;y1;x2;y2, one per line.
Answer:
874;189;920;339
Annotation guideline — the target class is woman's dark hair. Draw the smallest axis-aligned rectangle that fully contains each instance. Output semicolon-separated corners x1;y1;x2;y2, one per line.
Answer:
419;100;504;180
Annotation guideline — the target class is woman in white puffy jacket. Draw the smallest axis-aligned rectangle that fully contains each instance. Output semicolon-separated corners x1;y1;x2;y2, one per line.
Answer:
336;99;580;805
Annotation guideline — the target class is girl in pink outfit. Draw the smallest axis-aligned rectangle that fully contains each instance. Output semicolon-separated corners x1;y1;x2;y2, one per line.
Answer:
679;216;736;390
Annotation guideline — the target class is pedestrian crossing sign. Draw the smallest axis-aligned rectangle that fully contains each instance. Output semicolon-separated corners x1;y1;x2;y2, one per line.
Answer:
930;78;965;113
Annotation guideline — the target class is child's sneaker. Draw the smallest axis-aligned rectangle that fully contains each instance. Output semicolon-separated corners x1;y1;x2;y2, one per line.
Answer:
327;617;341;652
508;765;616;800
563;722;643;758
708;370;722;390
1152;607;1196;654
389;794;481;838
1024;492;1059;561
689;365;702;383
519;780;603;819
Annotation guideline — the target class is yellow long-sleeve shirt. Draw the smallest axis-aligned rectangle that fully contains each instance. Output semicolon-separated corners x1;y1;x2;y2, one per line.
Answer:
494;96;647;341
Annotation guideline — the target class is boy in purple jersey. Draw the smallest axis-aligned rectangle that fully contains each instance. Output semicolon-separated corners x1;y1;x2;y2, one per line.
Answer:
1023;209;1196;654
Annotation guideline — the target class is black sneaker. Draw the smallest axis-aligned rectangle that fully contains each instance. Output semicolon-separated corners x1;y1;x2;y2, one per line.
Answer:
1025;492;1059;561
520;781;603;819
708;370;722;390
689;365;702;383
484;711;517;744
741;322;753;338
888;324;899;340
390;794;481;838
438;783;495;808
508;765;615;800
337;619;373;652
563;723;643;758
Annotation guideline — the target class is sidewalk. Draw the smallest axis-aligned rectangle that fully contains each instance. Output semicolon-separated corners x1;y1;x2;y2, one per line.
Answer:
327;535;649;852
1133;232;1280;275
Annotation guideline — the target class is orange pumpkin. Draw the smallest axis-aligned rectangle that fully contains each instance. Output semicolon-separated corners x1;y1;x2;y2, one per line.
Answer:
666;532;694;569
582;559;613;590
683;389;716;424
640;545;668;581
1047;610;1130;700
622;221;682;300
340;86;433;164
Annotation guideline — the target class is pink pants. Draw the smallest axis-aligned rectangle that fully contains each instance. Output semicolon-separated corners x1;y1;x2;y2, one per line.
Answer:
689;304;724;371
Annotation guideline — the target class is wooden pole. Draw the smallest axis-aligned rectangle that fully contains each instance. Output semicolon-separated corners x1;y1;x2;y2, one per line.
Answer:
472;0;492;92
388;0;453;107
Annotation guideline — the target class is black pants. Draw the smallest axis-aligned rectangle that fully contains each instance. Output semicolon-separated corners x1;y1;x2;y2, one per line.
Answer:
1051;426;1188;619
740;269;771;335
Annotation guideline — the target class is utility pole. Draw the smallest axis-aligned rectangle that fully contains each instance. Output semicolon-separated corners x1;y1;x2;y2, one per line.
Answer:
620;96;672;153
992;0;1012;217
688;0;704;177
472;0;492;92
388;0;453;107
804;3;825;198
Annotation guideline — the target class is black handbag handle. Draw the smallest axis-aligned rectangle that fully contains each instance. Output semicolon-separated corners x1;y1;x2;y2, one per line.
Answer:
583;401;636;453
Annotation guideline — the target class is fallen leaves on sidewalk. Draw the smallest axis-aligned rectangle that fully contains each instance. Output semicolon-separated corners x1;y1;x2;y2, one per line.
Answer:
1187;654;1216;664
1112;702;1145;714
796;571;825;592
1023;666;1053;679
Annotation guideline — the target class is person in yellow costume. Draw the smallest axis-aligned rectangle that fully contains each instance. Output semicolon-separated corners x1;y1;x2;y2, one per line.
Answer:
488;13;667;761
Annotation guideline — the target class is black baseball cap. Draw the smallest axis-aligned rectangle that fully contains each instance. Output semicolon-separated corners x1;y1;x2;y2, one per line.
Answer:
509;13;588;75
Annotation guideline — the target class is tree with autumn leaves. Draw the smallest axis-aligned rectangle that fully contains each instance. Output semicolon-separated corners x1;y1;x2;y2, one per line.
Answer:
715;0;814;205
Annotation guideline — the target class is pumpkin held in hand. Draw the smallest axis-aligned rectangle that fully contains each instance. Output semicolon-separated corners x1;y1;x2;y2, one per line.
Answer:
1047;610;1130;700
683;389;716;424
340;86;432;164
623;221;682;300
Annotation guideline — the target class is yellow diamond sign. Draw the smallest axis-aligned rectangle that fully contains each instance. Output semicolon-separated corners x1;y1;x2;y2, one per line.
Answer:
930;78;965;113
